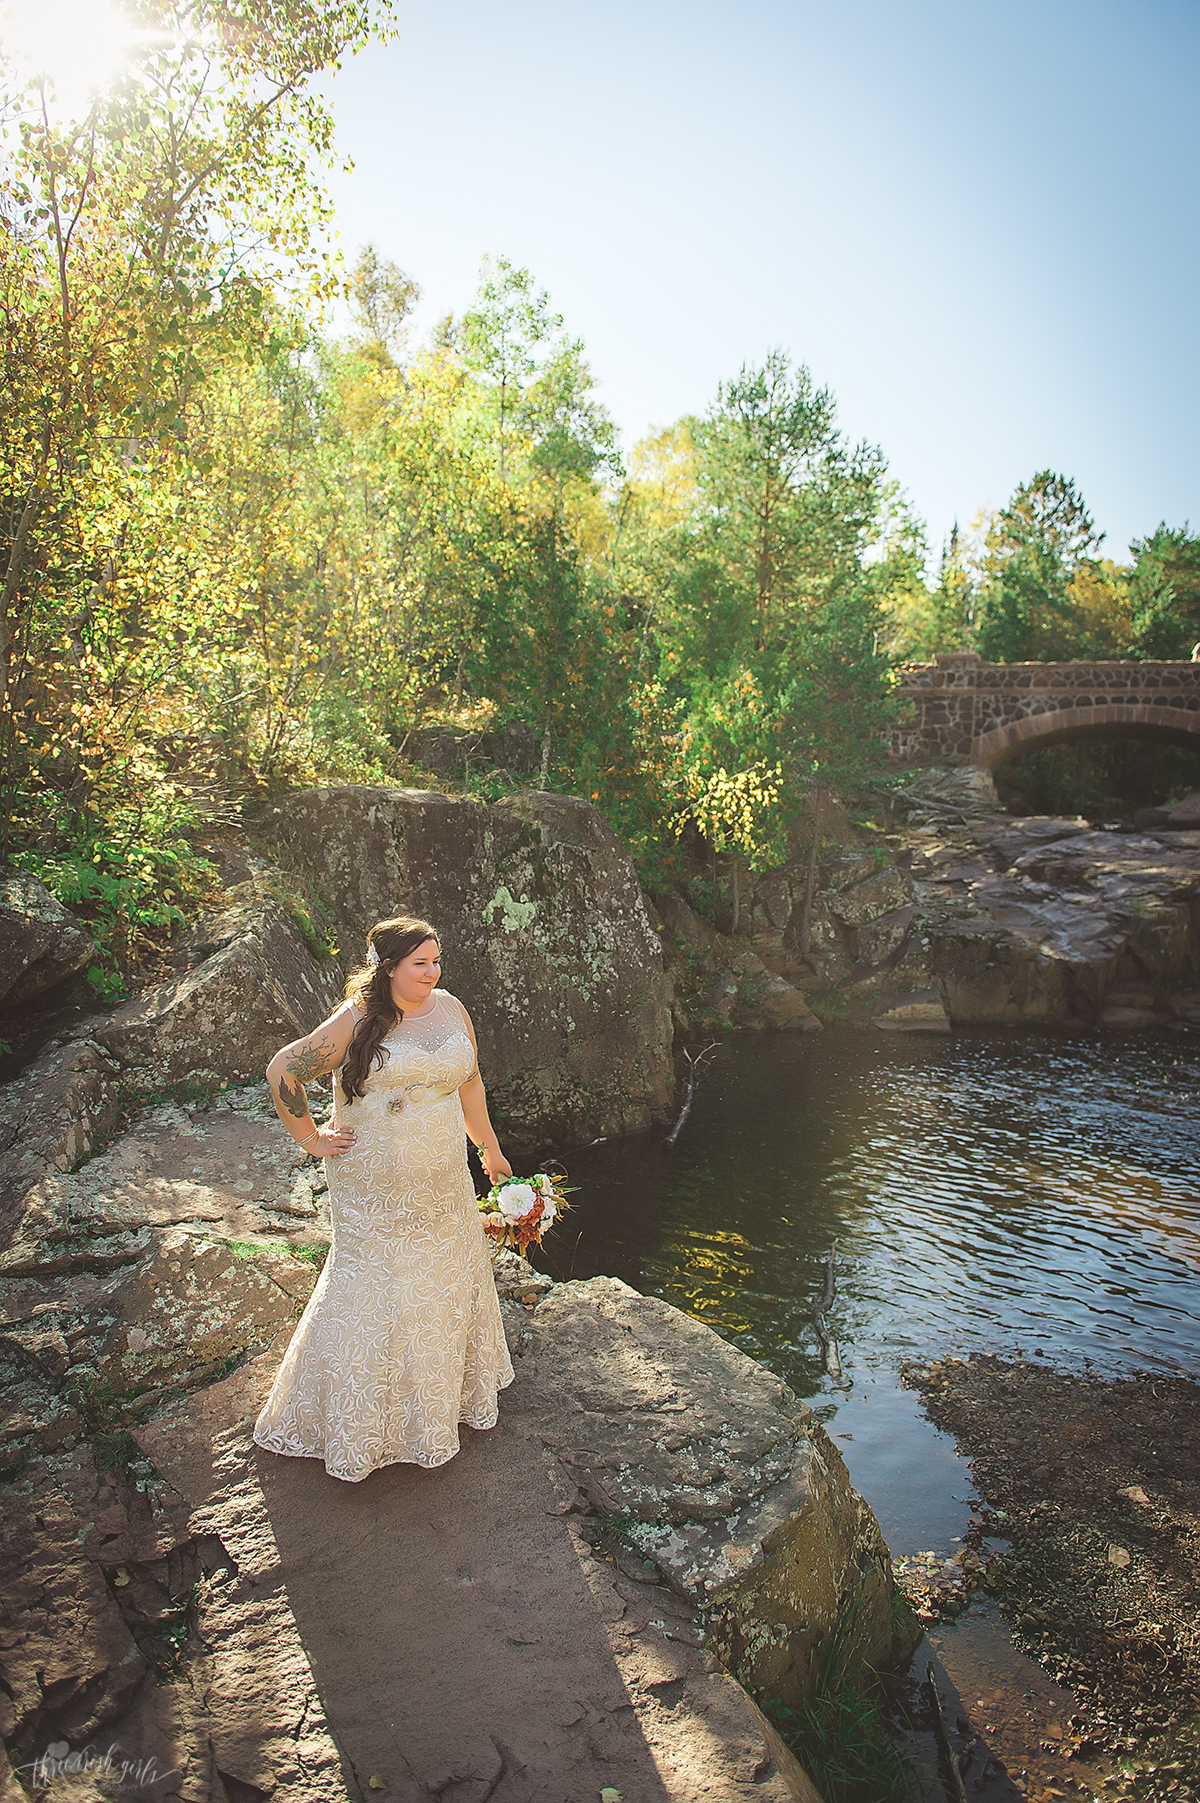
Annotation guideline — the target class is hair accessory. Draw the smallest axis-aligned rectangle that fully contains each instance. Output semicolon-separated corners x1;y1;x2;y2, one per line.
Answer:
367;942;380;966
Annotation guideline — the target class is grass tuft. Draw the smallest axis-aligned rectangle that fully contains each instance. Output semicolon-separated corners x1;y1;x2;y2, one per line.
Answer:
762;1581;915;1803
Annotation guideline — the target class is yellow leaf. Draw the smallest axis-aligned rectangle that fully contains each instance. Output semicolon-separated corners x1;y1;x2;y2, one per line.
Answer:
368;1777;387;1791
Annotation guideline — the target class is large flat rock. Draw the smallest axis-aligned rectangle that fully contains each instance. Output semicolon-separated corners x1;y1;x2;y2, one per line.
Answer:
1;1090;328;1275
911;820;1200;1024
1;1329;824;1802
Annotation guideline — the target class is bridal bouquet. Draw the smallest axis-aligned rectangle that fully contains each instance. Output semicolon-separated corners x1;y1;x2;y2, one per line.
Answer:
479;1171;571;1253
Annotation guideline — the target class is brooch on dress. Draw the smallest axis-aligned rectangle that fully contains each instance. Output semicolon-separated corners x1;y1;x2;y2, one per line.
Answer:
387;1084;432;1114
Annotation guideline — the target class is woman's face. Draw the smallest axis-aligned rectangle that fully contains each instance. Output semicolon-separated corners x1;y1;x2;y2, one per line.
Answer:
388;938;441;1009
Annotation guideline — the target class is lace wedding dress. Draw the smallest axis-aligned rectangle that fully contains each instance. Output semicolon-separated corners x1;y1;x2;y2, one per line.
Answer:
253;989;514;1482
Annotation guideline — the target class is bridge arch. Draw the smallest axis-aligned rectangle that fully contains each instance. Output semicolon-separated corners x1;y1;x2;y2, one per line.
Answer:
891;655;1200;769
974;703;1200;767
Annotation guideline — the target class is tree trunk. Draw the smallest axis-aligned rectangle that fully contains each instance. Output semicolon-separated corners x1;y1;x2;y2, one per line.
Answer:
798;783;824;956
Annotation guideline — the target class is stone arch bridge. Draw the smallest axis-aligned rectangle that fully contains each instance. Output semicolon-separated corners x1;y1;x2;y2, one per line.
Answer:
892;652;1200;768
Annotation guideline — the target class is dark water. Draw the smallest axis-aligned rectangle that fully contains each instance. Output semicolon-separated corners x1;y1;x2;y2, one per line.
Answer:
540;1031;1200;1551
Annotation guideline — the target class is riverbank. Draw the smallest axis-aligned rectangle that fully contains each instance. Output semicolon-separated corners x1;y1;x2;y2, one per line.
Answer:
903;1356;1200;1803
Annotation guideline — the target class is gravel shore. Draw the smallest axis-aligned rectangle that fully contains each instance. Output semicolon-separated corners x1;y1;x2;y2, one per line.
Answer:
901;1355;1200;1803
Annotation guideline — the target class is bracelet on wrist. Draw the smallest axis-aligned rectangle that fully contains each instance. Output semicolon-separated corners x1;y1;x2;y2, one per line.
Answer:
298;1127;321;1147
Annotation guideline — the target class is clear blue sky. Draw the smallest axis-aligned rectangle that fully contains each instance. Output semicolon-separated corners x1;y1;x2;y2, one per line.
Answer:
320;0;1199;568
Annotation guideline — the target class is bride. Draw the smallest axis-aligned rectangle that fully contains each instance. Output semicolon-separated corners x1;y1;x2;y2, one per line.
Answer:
253;915;515;1482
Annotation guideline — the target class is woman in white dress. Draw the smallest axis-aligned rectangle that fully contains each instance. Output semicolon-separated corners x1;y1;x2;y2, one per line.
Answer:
253;916;515;1482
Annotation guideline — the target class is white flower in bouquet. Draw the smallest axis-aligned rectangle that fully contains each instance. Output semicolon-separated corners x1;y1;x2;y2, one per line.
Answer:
539;1194;557;1224
497;1181;538;1222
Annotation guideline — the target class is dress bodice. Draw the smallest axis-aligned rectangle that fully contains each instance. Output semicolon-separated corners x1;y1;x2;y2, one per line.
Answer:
335;988;476;1119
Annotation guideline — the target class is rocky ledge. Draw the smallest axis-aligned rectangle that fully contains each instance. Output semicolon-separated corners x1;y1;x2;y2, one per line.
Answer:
0;1063;914;1800
655;771;1200;1034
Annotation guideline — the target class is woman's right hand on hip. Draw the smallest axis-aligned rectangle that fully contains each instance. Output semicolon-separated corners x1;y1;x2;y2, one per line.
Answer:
308;1122;357;1156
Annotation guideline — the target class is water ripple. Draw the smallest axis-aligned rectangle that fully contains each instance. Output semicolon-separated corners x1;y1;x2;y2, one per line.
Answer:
552;1031;1200;1397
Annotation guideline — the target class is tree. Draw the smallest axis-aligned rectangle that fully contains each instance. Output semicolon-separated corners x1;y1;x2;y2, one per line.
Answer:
1128;525;1200;657
886;516;987;659
672;349;881;666
349;242;419;362
591;350;925;904
976;471;1103;661
0;0;394;866
460;255;619;505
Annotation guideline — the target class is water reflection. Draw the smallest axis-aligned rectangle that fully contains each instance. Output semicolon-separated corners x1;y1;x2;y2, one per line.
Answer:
540;1031;1200;1544
549;1031;1200;1386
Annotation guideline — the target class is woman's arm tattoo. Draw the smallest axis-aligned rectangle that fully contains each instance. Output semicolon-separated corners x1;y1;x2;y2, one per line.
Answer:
277;1074;308;1118
275;1034;338;1118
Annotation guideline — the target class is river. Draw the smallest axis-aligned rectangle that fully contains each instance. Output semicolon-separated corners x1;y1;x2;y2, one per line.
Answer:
548;1029;1200;1553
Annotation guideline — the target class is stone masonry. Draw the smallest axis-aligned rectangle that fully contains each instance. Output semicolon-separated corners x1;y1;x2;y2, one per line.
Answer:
892;652;1200;768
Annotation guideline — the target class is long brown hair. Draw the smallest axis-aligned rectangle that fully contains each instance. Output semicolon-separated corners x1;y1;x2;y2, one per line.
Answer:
339;916;439;1103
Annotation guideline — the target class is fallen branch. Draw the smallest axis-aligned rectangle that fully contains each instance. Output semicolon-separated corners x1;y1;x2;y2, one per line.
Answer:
812;1239;844;1382
923;1663;970;1803
664;1043;719;1151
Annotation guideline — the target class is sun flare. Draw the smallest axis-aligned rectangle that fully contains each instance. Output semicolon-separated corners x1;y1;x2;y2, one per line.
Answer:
1;0;132;118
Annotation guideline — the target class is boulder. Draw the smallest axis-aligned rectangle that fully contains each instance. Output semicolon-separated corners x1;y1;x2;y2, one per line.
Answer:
856;903;920;967
1100;1004;1158;1029
270;786;673;1147
94;888;341;1093
0;1086;323;1475
874;993;951;1032
902;765;1001;813
0;1226;314;1468
821;866;914;927
0;872;94;1008
726;948;819;1030
706;968;740;1023
817;850;887;894
0;1038;120;1228
785;902;851;984
515;1276;906;1706
757;973;821;1031
847;944;942;1013
655;887;724;968
655;908;821;1033
1137;791;1200;830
